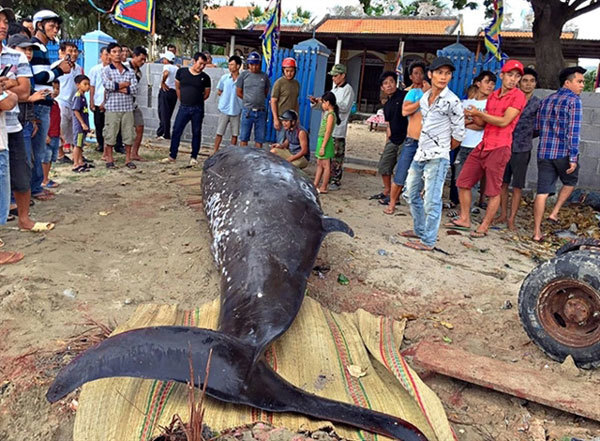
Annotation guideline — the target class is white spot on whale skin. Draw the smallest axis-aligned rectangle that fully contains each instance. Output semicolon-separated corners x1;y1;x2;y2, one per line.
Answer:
257;291;263;298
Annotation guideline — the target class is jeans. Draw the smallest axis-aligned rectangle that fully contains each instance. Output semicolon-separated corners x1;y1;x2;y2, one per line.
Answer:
31;105;51;195
239;108;266;144
0;150;9;225
157;88;177;138
22;120;33;164
169;105;204;160
45;137;60;163
93;107;105;150
392;137;419;187
405;157;450;247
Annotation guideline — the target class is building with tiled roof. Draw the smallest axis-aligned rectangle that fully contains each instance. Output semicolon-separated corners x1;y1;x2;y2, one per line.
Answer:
204;6;251;29
315;16;460;35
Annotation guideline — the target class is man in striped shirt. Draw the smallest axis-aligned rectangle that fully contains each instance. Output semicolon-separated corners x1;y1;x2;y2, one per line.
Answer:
30;10;72;200
532;66;585;242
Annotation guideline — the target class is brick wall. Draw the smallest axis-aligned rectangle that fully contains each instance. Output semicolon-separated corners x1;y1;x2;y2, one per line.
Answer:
526;90;600;191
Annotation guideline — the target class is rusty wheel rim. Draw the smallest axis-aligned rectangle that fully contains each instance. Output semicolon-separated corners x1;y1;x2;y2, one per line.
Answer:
537;278;600;348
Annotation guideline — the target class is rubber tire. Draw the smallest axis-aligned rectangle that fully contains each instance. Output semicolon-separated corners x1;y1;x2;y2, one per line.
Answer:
556;238;600;256
518;250;600;369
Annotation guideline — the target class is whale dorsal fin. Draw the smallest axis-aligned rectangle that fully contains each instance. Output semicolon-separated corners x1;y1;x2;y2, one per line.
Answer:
322;217;354;237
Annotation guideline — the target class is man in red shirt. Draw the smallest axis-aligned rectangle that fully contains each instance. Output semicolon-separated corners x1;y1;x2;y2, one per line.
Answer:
448;60;526;237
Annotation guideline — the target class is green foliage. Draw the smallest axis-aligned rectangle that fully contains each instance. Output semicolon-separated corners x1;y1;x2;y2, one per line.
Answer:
235;5;267;29
584;69;598;92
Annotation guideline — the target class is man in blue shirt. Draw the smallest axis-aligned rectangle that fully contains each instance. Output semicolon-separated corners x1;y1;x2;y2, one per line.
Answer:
213;55;242;153
532;66;585;242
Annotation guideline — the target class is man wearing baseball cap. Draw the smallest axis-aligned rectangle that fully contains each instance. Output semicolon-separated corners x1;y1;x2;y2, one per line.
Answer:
450;59;526;238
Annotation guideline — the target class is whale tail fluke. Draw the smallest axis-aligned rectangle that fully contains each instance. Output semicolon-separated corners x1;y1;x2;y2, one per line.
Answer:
322;217;354;238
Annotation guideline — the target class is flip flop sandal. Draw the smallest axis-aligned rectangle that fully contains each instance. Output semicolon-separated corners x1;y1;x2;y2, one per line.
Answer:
378;196;391;205
546;217;560;225
45;180;59;188
84;162;96;169
106;162;117;169
403;240;433;251
532;235;546;243
0;238;3;248
32;192;55;201
369;192;386;200
125;162;137;169
0;251;24;265
20;222;55;233
470;230;488;238
6;214;15;222
400;230;419;238
444;220;470;231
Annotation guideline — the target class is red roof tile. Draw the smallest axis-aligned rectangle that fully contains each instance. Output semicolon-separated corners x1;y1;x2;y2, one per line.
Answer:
204;6;252;30
316;17;459;35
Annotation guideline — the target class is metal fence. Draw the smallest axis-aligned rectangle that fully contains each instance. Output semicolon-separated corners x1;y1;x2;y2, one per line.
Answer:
47;39;85;68
437;44;503;99
262;47;319;143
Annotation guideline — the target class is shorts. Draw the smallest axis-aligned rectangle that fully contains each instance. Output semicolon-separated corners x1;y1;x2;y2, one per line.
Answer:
377;140;401;175
8;130;31;193
315;136;335;159
0;150;9;225
502;151;531;189
73;131;88;149
272;148;308;169
239;108;266;144
58;101;73;146
393;137;418;187
133;107;144;127
456;143;511;197
536;157;579;195
216;112;240;137
44;136;60;163
104;111;135;146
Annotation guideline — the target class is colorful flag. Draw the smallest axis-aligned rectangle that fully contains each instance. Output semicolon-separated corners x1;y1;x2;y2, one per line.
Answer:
113;0;155;33
484;0;506;62
261;0;281;76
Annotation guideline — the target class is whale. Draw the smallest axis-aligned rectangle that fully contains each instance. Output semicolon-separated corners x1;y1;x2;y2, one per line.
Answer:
46;146;428;441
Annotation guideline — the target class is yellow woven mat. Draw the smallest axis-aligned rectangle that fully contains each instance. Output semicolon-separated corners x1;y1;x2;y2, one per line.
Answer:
74;298;456;441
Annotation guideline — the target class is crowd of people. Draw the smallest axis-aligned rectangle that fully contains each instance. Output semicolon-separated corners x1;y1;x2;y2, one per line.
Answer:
0;4;588;263
370;57;585;251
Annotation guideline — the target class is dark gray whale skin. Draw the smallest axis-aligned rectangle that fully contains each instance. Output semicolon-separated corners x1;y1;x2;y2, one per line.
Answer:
46;147;428;441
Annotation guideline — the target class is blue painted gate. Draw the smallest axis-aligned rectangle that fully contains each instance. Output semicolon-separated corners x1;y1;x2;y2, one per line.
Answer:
262;47;318;143
47;39;85;68
437;43;504;99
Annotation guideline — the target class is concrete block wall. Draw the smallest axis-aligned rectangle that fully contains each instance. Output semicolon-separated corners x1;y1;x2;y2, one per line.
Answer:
525;90;600;191
136;65;235;147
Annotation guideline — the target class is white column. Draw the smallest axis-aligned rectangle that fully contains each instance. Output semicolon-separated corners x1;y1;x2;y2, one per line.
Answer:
229;35;236;57
335;39;342;64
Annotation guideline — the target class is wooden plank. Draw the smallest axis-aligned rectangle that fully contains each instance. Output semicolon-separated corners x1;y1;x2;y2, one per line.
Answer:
404;341;600;422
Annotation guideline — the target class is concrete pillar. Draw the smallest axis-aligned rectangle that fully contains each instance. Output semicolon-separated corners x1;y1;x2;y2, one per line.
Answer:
81;30;115;131
229;35;236;57
335;39;342;64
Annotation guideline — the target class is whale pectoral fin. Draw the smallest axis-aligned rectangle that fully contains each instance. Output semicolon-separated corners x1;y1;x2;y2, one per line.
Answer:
46;326;253;404
241;361;428;441
322;217;354;238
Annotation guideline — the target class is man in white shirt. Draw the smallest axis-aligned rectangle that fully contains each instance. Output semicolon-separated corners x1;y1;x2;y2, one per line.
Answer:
89;47;110;152
156;50;178;140
55;41;83;155
404;57;465;251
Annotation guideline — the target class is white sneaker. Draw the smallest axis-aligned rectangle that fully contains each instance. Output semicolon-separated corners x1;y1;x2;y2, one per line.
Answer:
189;158;198;166
156;135;165;141
159;157;175;164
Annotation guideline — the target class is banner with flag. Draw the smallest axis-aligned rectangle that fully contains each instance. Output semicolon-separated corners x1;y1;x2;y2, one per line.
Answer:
113;0;156;33
484;0;506;62
261;0;282;76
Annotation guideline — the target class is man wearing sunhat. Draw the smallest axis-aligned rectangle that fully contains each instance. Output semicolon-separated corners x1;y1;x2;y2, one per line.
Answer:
403;56;465;251
450;59;526;238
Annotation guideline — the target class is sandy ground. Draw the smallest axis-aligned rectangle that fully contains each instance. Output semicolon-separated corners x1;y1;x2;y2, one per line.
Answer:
1;135;600;441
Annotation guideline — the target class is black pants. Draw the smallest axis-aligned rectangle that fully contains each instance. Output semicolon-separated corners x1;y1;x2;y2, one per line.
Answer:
157;88;177;139
93;107;105;150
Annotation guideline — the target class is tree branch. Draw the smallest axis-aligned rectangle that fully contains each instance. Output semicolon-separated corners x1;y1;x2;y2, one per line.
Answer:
570;0;600;18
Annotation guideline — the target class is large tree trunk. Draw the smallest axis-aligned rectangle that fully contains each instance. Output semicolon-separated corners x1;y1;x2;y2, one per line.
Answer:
531;0;568;89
